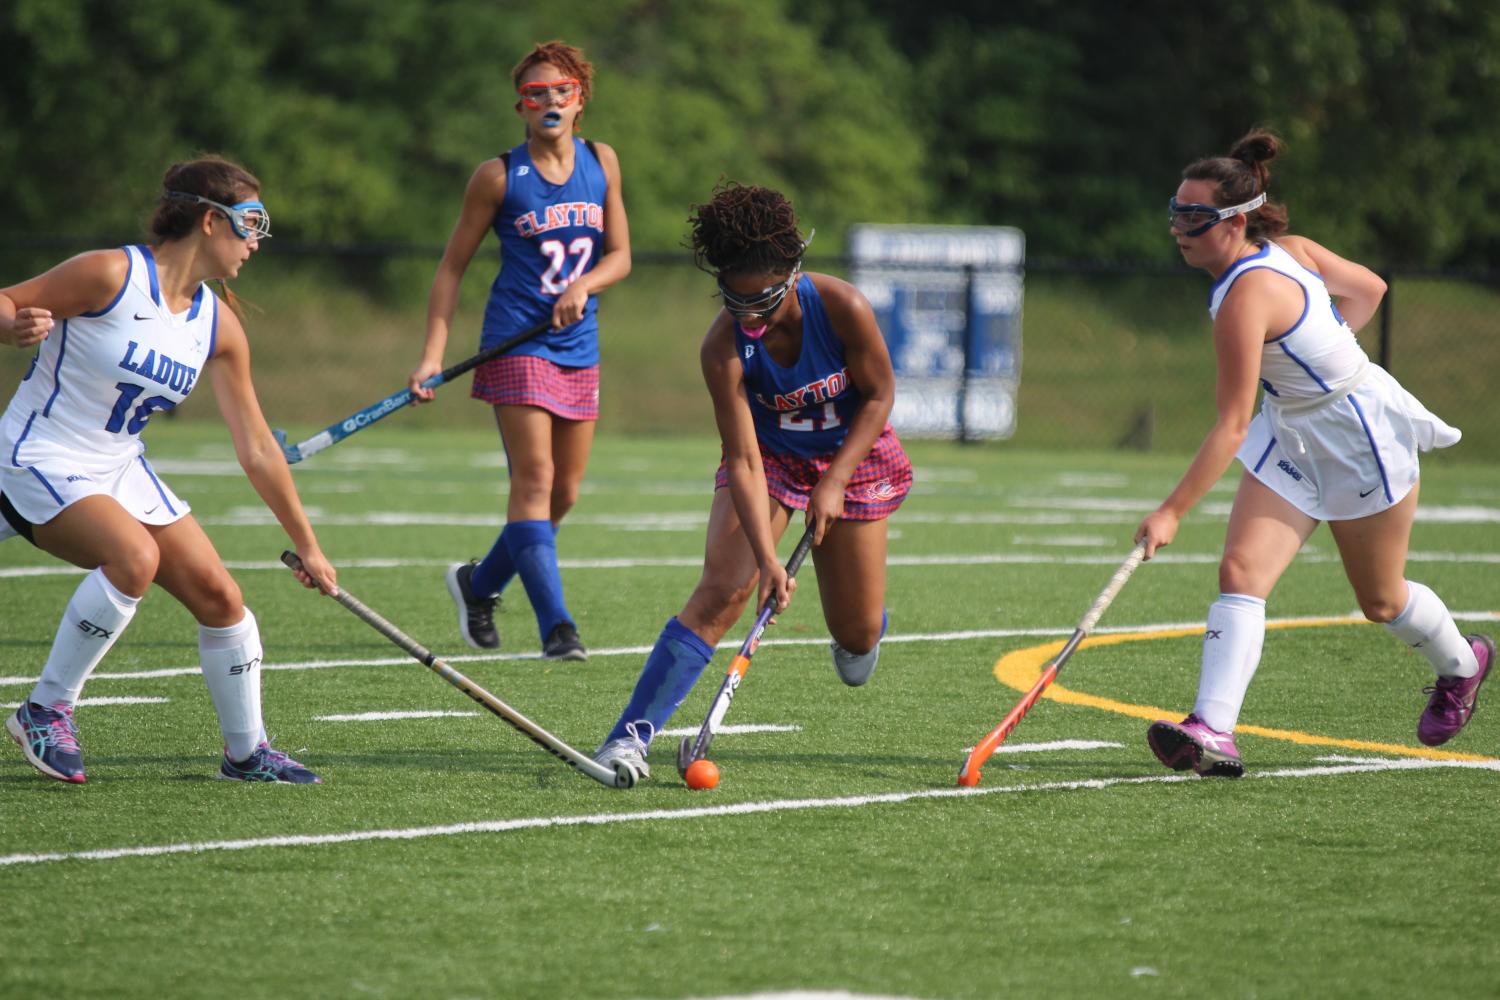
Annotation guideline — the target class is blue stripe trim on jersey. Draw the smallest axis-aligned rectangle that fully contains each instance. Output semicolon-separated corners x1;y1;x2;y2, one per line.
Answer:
1277;340;1334;393
140;245;162;307
80;247;134;318
41;320;69;417
1347;396;1392;503
1266;281;1309;342
1252;436;1276;473
27;466;65;505
1207;244;1272;306
206;293;219;358
186;284;204;322
9;411;37;467
137;457;178;515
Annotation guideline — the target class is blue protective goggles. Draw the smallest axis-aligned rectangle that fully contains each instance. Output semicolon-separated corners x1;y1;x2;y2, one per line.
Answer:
1168;192;1266;237
167;191;272;240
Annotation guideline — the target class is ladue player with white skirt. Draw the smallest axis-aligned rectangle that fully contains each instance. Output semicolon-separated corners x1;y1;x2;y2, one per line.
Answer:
0;157;337;784
1135;129;1490;778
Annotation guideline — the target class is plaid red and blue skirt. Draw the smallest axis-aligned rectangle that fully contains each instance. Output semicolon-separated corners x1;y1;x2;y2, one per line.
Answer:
714;424;912;521
471;354;600;421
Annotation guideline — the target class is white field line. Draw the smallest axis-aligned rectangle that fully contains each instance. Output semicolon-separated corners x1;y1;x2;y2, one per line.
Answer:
314;710;480;722
6;548;1499;580
0;696;168;709
2;757;1493;868
4;612;1498;689
963;739;1122;754
658;724;802;737
177;501;1500;527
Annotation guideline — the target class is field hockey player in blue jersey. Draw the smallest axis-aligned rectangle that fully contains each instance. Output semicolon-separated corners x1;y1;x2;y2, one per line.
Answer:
1136;129;1487;778
593;183;912;781
0;157;336;785
408;40;630;662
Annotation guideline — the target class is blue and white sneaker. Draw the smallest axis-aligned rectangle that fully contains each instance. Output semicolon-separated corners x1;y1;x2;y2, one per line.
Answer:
7;701;86;784
218;741;322;784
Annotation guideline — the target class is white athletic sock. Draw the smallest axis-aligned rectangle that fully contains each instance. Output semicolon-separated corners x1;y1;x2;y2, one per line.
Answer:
199;608;265;761
1192;593;1266;733
30;568;140;707
1386;581;1477;678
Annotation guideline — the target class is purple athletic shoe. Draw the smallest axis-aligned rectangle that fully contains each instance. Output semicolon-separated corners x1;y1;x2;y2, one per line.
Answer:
1147;713;1244;778
1417;634;1494;747
6;701;86;784
218;741;322;784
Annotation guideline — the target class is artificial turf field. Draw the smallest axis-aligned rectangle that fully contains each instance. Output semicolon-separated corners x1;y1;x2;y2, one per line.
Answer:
2;423;1496;999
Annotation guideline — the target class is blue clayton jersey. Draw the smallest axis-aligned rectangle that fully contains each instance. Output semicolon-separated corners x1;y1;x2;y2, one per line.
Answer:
735;275;864;458
0;244;217;471
482;138;608;366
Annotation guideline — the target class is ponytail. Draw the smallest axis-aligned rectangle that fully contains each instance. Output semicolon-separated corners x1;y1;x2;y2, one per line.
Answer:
1183;128;1290;242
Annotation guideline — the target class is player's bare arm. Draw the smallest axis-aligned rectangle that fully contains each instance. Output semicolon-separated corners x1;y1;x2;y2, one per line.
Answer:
1277;234;1387;332
0;250;129;348
701;319;792;611
208;308;336;594
805;275;897;541
1136;273;1280;556
554;141;631;328
409;159;509;399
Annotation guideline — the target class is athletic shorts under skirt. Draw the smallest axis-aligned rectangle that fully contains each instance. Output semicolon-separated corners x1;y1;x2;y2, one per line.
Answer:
471;354;599;421
714;425;912;521
1236;364;1459;521
0;452;189;545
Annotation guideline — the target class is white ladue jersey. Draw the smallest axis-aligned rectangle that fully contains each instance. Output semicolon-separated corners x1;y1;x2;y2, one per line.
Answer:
1215;239;1460;520
1;245;217;472
1208;240;1367;400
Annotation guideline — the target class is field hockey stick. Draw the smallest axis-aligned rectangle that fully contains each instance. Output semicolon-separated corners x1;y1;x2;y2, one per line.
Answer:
280;551;634;789
273;319;551;464
676;525;817;779
956;540;1147;788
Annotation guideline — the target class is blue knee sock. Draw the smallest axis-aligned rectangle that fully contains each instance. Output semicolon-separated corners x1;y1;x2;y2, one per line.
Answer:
605;617;715;743
472;523;558;599
499;520;572;642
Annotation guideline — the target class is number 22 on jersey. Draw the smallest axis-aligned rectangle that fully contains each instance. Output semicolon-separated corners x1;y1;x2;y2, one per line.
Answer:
539;237;594;294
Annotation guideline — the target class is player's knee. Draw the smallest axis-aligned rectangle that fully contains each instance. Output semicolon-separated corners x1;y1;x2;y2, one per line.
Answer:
510;475;554;511
1356;592;1404;624
193;573;245;627
550;481;580;519
1217;549;1259;593
109;539;160;595
686;578;753;629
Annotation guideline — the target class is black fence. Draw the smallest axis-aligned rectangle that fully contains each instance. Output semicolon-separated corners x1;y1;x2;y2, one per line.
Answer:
1;240;1496;462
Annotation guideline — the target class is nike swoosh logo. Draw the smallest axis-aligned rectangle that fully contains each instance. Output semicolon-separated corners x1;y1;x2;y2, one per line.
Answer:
143;504;161;515
1359;486;1379;498
133;313;151;321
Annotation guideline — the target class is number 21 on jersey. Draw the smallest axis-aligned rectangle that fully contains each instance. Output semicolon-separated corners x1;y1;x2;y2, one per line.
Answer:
780;402;842;432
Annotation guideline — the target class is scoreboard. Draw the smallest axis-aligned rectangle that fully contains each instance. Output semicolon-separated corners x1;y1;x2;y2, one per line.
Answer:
848;224;1025;440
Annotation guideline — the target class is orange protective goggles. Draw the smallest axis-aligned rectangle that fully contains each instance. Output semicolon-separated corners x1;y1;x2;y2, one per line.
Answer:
518;79;581;110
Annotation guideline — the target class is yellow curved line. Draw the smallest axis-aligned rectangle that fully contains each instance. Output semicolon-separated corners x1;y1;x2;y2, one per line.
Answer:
993;618;1496;763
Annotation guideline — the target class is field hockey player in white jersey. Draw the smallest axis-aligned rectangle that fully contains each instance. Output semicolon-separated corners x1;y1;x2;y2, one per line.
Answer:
1136;129;1487;778
0;156;337;785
